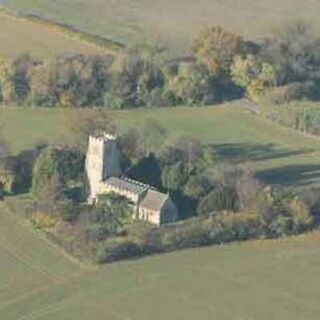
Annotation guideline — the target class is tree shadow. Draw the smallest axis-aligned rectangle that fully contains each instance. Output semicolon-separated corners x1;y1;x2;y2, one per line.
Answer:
255;164;320;187
211;143;313;164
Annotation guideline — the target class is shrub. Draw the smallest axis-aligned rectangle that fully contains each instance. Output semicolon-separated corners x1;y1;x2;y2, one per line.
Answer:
32;147;60;196
158;212;263;251
197;186;238;215
289;199;315;234
0;181;3;200
0;172;14;194
96;237;142;263
31;212;57;229
261;82;317;105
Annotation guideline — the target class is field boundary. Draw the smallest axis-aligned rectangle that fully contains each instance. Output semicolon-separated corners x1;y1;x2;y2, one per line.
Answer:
2;199;93;271
231;99;320;141
0;7;124;56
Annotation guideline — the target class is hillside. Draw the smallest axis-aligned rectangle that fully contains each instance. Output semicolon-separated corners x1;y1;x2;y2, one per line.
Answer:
0;9;107;58
4;0;320;54
1;200;320;319
1;104;320;188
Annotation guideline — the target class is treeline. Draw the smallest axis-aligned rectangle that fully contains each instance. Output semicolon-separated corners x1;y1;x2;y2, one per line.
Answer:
1;21;320;109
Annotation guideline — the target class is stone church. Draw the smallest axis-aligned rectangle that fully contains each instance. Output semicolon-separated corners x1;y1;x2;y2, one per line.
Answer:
85;133;178;225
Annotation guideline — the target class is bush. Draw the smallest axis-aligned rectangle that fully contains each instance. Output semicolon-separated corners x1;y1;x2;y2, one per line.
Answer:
95;211;264;263
31;212;57;229
32;147;60;196
197;186;238;215
261;82;317;105
96;238;142;263
0;172;14;194
160;208;303;251
0;181;3;200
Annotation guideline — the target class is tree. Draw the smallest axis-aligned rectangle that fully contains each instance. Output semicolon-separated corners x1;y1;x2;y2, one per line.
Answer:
0;127;9;158
11;53;33;103
183;173;214;200
0;128;10;198
59;108;115;151
263;21;320;85
163;63;215;105
289;198;314;233
127;153;162;188
28;60;58;107
140;119;167;156
32;147;60;196
177;137;202;168
93;193;133;237
192;26;245;78
119;128;145;166
231;54;275;101
0;55;15;104
105;47;165;108
236;167;262;211
161;161;188;191
36;173;70;219
197;186;238;215
54;54;112;108
57;147;85;182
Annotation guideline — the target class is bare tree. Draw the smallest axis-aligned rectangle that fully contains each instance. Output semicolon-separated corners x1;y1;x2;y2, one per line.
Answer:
236;166;262;211
0;126;9;159
59;108;116;151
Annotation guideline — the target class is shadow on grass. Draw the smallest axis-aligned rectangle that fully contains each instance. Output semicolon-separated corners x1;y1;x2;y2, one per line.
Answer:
255;164;320;187
212;143;313;164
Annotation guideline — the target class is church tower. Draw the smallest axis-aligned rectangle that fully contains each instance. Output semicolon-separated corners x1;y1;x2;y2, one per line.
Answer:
85;133;122;201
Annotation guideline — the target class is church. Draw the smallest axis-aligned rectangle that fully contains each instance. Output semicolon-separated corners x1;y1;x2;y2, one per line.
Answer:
85;133;178;225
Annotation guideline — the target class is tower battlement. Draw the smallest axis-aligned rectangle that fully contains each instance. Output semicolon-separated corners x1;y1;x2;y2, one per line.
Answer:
87;133;117;152
89;132;117;142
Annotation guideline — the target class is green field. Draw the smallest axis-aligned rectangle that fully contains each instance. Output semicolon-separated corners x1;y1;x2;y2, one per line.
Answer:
0;10;105;58
4;0;320;54
2;200;320;319
1;104;320;188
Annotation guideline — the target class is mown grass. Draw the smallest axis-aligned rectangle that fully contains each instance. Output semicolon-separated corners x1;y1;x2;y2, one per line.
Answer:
1;104;320;188
0;9;106;58
4;0;320;54
2;200;320;319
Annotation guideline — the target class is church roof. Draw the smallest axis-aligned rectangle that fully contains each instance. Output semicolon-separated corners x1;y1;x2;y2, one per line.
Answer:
105;177;148;195
140;189;169;212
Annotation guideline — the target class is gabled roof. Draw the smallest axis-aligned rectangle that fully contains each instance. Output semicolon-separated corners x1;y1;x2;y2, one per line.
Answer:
140;189;169;212
105;177;148;195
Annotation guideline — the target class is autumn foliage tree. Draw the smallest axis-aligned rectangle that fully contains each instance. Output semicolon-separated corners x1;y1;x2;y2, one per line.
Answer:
231;54;276;101
59;108;115;151
192;26;245;78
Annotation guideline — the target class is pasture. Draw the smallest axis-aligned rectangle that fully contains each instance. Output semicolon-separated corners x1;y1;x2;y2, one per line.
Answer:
1;104;320;188
1;200;320;319
0;10;105;58
4;0;320;54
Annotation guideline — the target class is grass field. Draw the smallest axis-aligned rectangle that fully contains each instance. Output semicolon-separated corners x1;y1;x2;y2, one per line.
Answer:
0;9;106;58
2;104;320;188
4;0;320;54
2;200;320;319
